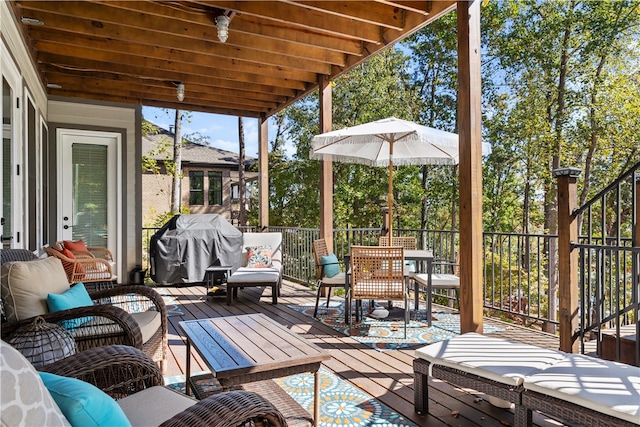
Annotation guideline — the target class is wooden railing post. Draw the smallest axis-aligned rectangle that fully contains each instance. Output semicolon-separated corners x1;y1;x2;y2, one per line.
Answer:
554;167;581;353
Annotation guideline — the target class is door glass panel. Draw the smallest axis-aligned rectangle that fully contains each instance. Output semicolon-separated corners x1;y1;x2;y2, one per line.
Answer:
2;78;13;247
72;143;108;248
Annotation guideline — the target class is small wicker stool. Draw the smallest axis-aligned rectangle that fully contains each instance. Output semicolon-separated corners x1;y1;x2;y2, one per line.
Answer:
190;374;312;427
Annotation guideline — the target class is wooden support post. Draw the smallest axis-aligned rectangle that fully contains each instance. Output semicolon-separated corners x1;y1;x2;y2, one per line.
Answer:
457;0;483;333
319;75;333;252
635;172;639;248
258;114;269;230
555;167;581;353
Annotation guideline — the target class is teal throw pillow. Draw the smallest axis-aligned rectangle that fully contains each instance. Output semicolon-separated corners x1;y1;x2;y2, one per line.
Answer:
39;372;132;427
47;283;94;331
320;253;340;278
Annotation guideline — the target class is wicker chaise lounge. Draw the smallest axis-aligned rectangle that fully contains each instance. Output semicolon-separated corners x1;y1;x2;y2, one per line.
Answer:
414;332;640;427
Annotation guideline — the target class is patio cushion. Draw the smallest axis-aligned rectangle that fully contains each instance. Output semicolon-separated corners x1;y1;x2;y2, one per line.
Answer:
47;283;94;331
241;233;282;264
63;240;89;253
1;257;70;322
39;372;131;427
320;253;340;278
129;311;162;344
415;332;566;386
1;340;71;427
246;245;273;268
117;386;196;426
227;268;280;284
321;272;346;285
523;353;640;424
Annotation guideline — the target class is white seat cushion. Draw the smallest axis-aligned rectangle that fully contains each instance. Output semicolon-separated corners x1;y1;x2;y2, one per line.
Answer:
524;354;640;424
413;273;460;289
415;332;566;386
118;386;195;426
321;272;346;285
227;267;280;284
129;311;162;344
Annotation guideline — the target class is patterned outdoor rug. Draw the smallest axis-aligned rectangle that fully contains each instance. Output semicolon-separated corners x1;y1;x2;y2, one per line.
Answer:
289;300;503;351
111;288;184;317
165;367;418;427
154;288;184;317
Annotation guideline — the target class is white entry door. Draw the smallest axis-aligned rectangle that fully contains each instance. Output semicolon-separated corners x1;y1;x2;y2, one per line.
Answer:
57;129;120;258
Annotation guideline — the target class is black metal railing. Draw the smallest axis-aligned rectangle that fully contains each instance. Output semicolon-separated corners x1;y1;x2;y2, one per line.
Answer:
140;164;638;361
572;161;639;364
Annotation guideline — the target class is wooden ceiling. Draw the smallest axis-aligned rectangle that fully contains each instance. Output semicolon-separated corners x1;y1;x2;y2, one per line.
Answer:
10;1;456;118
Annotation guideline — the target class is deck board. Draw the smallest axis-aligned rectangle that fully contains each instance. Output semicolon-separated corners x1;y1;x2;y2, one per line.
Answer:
158;280;567;426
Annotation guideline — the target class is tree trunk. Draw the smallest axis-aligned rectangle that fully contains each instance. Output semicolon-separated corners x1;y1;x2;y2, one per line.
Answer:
238;117;247;226
171;109;183;213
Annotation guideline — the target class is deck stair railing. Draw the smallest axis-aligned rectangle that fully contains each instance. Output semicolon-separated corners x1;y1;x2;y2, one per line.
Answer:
566;161;639;365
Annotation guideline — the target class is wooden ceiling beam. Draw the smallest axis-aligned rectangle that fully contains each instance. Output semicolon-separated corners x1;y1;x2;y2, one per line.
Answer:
43;68;289;104
31;30;315;89
18;2;349;66
285;1;405;30
47;86;264;117
225;14;362;55
197;1;383;43
104;0;364;55
142;98;263;117
44;72;280;110
22;22;332;76
38;54;299;98
376;0;432;16
34;40;309;91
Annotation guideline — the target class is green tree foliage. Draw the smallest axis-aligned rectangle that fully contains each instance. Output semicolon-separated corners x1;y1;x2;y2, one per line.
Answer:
269;0;639;238
273;49;422;229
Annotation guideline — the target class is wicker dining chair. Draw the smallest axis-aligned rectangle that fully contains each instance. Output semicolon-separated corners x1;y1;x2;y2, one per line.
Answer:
312;239;346;318
379;236;417;250
348;245;409;338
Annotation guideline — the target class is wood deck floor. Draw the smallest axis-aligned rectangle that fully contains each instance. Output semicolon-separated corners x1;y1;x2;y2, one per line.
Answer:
160;279;569;427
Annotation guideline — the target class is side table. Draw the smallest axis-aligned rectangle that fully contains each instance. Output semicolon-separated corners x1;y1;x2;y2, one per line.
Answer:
203;265;233;298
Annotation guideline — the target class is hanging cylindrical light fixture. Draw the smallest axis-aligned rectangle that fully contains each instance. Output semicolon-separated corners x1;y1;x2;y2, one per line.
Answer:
215;15;230;43
176;83;185;102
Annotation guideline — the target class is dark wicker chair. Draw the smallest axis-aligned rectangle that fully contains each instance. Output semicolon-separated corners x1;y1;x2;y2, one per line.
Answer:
1;254;167;370
5;342;287;427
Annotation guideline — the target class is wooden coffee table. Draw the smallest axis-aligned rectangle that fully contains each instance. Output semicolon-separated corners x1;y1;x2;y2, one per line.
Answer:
179;314;330;426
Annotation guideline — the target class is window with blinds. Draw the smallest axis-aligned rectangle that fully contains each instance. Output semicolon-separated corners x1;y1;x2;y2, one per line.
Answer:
208;171;222;205
72;143;108;247
189;171;204;205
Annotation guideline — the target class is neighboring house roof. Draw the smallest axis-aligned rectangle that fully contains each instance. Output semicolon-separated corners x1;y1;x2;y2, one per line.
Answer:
142;123;256;169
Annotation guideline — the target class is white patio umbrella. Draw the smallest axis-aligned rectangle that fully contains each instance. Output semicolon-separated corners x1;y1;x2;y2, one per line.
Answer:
310;117;490;237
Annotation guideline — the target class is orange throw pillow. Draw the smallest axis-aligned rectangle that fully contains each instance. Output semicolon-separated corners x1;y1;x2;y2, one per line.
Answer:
63;240;89;252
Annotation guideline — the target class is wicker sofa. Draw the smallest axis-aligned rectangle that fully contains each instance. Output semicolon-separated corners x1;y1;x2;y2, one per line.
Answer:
1;254;167;370
1;340;287;427
413;332;640;427
226;232;283;305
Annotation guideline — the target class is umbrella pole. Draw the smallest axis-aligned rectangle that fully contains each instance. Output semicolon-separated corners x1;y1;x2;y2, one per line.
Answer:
388;142;394;239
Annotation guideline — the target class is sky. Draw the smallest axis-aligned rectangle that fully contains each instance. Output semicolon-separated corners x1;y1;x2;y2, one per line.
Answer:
142;106;284;159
